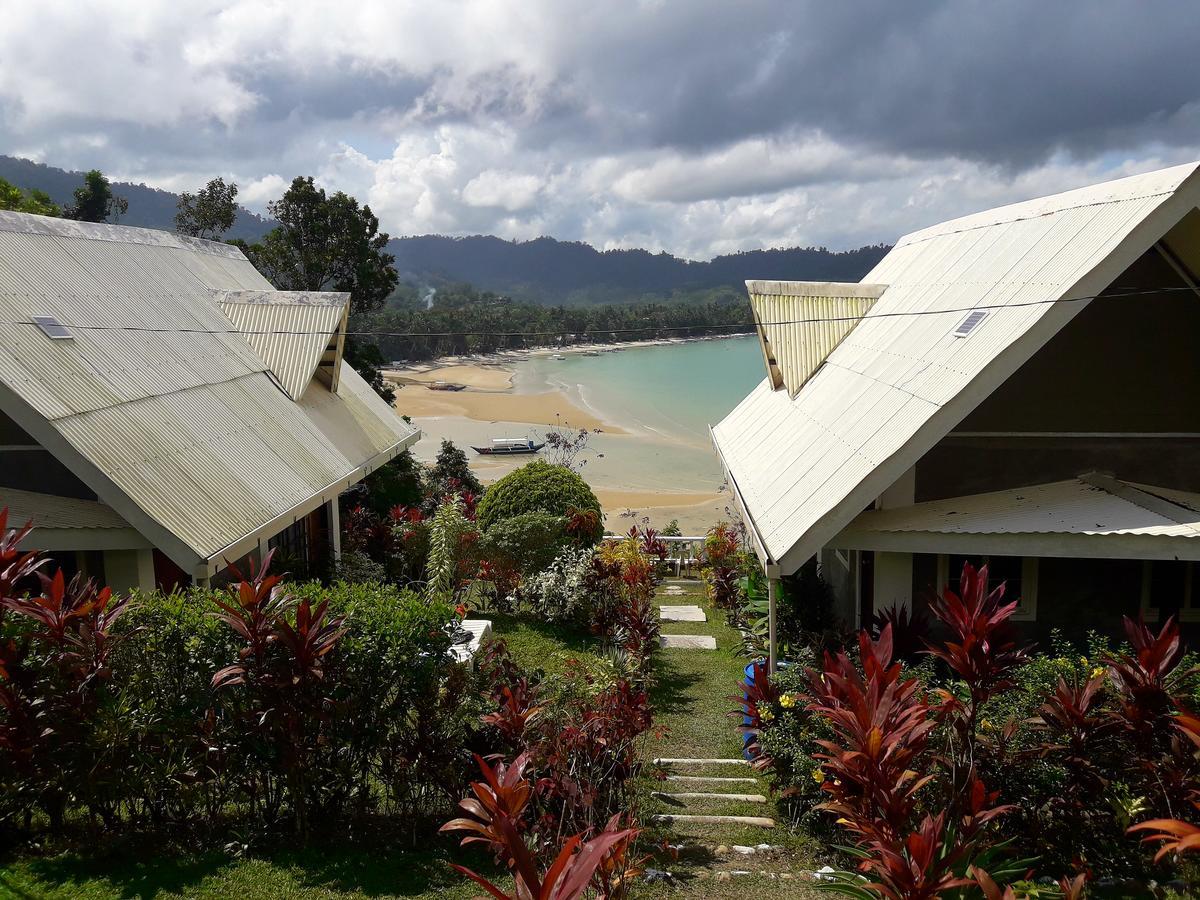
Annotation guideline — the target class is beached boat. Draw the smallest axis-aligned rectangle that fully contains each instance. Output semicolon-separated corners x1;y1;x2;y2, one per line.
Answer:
472;438;545;456
552;353;566;360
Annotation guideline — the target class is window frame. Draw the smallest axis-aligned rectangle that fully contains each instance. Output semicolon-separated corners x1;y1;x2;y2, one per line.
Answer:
937;554;1038;621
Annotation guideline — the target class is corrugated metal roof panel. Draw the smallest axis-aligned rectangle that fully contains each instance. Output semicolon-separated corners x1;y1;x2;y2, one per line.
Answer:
713;161;1200;573
0;487;130;530
837;478;1200;539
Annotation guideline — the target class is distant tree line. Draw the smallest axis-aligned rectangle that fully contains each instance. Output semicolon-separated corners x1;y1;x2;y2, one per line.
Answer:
360;282;756;362
391;234;890;306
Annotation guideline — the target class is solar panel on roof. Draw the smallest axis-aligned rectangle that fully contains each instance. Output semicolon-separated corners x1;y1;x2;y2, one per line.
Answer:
952;310;987;338
31;315;73;340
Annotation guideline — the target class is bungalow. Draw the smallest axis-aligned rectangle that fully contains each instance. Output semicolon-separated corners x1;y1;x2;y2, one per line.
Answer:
712;162;1200;665
0;212;419;591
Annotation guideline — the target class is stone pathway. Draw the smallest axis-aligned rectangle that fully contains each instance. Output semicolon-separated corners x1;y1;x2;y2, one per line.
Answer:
659;604;706;622
651;588;779;834
659;634;717;650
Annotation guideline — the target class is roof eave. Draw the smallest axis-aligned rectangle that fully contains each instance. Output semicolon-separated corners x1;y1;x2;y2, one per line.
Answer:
196;426;421;578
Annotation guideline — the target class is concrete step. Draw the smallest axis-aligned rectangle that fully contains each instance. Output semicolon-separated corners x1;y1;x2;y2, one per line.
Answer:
652;814;775;828
658;605;706;622
666;775;757;785
655;757;749;766
653;791;768;803
659;634;716;650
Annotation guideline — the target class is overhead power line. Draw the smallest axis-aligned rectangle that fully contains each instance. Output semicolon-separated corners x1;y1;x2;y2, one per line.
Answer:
2;285;1195;339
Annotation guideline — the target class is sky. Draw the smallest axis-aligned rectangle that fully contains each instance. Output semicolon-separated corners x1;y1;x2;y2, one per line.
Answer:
2;0;1198;259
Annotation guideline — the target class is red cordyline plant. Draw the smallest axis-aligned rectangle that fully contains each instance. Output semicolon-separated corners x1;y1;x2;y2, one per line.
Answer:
808;625;937;842
805;624;1019;898
1103;614;1188;733
210;549;347;837
925;562;1029;739
1129;709;1200;862
0;508;135;829
440;752;639;900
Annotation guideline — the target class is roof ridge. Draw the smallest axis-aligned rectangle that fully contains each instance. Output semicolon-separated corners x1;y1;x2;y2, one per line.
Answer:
0;210;246;259
1078;472;1200;536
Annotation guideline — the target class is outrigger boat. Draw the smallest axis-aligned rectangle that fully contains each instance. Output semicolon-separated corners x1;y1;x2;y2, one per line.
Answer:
472;438;545;456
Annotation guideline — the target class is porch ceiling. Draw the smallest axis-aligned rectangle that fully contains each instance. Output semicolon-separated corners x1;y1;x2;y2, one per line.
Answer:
830;474;1200;561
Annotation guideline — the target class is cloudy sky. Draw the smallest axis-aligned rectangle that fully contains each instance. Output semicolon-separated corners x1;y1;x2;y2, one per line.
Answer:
2;0;1198;258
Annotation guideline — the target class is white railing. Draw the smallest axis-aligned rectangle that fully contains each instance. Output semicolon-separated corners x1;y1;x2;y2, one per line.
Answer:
603;533;706;577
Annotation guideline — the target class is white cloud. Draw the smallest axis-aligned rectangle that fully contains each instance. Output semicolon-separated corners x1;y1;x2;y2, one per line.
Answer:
0;1;1197;258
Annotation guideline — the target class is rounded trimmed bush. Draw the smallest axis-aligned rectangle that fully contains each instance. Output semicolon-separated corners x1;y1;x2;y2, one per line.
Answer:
477;461;603;542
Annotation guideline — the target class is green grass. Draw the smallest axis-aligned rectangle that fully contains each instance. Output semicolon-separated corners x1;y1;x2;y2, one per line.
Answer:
0;843;504;900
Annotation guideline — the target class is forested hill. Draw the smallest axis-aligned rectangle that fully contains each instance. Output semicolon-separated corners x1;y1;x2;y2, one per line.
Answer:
0;156;274;241
390;235;890;305
0;155;890;305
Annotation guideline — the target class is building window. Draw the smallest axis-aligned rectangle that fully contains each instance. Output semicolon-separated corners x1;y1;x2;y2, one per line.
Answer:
1140;560;1198;624
938;554;1038;621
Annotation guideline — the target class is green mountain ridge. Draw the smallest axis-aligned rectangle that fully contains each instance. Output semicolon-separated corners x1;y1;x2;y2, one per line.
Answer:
0;155;890;305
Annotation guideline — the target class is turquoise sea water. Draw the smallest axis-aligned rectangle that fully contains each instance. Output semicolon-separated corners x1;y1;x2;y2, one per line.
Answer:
411;335;763;493
516;335;762;449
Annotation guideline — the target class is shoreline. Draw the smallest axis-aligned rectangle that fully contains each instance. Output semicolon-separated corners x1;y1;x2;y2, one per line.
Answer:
386;339;742;534
380;331;752;383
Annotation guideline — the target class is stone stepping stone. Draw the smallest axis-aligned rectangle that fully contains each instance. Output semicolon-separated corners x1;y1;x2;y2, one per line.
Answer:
662;586;687;596
659;605;706;622
652;791;768;804
655;757;749;766
667;775;757;785
651;814;775;828
659;634;716;650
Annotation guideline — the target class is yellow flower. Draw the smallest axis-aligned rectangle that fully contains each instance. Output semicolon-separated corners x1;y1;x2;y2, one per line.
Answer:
980;719;993;732
811;767;825;784
1079;656;1089;666
758;706;775;724
1091;666;1107;680
779;693;797;709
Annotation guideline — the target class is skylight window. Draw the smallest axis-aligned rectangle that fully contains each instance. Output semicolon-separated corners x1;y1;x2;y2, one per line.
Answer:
952;310;987;338
31;315;73;340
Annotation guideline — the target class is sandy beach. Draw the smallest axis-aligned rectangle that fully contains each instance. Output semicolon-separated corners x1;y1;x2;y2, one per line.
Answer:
386;353;731;534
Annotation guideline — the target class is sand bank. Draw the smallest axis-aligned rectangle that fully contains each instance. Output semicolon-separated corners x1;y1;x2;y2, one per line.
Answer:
595;489;729;535
393;382;625;434
386;364;514;391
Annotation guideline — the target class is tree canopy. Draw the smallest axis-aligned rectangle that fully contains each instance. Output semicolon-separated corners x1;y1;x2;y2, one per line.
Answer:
236;176;397;315
175;177;238;240
62;170;128;223
0;178;59;216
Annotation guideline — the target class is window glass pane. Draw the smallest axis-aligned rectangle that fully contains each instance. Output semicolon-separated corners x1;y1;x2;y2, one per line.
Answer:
948;554;1024;606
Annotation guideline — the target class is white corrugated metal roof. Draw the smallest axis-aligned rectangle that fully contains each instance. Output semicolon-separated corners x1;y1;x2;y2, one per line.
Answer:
746;281;886;396
838;477;1200;539
215;290;349;401
0;213;419;574
0;486;130;530
712;161;1200;574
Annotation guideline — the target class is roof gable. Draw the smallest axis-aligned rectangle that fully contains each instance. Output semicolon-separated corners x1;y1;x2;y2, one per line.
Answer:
215;290;350;401
713;161;1200;574
747;280;886;396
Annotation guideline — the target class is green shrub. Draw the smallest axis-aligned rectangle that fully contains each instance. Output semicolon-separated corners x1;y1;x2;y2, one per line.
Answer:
1;577;477;840
480;511;573;576
476;461;602;541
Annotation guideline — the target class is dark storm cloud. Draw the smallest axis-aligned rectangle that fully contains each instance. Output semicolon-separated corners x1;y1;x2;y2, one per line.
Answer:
1;0;1198;255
